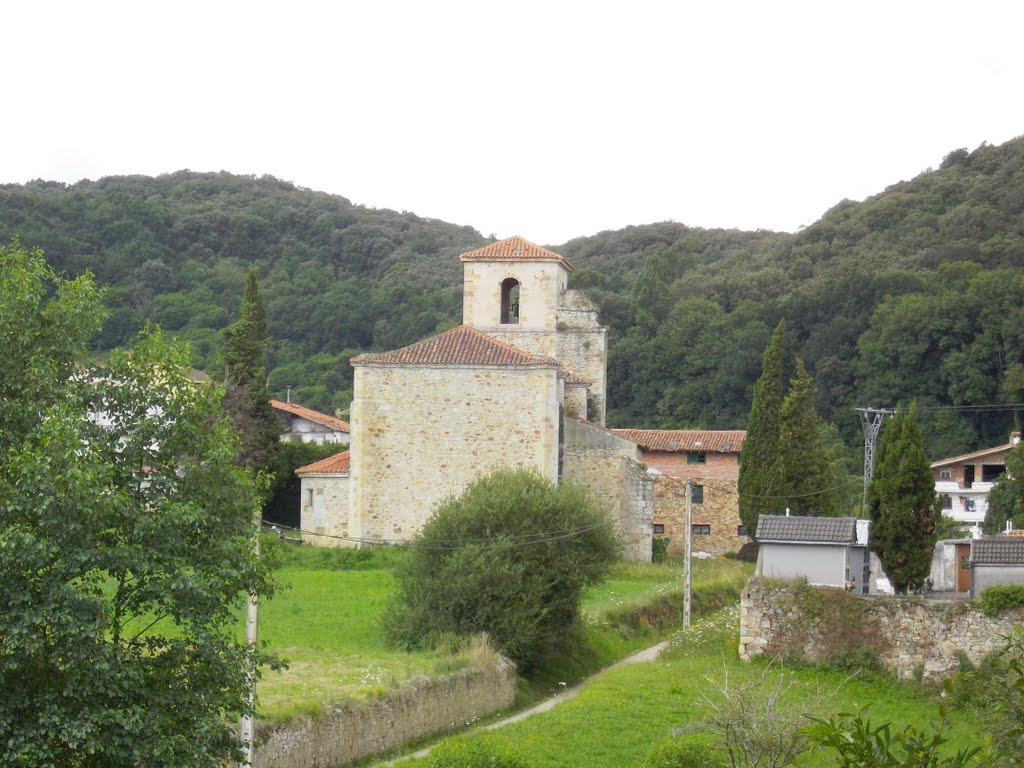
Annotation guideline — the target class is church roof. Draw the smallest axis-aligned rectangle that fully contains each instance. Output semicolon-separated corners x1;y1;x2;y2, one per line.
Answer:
351;325;561;368
295;450;350;475
612;429;746;453
459;236;573;271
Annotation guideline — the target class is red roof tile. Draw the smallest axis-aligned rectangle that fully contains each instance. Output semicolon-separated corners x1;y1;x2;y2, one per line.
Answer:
351;326;561;368
931;441;1015;468
612;429;746;453
296;450;351;475
459;236;573;271
270;400;351;432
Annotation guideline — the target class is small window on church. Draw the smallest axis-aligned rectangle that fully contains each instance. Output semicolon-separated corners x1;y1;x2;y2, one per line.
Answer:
500;278;520;324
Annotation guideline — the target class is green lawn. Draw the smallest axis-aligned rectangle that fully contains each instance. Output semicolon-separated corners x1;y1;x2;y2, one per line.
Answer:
396;605;981;767
256;547;750;722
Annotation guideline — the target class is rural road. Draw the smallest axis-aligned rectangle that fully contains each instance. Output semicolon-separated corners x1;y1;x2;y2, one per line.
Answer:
389;638;671;763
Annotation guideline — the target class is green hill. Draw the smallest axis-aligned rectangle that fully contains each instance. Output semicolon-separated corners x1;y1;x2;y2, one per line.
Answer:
2;137;1023;456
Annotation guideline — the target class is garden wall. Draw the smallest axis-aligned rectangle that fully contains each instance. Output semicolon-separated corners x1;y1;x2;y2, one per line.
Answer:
739;578;1023;682
255;659;517;768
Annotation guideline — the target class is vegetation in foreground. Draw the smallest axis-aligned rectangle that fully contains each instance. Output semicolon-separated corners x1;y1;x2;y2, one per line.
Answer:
398;608;1017;768
255;540;750;721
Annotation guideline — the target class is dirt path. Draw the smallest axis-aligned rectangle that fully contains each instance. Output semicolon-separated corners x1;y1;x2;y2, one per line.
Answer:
388;638;672;763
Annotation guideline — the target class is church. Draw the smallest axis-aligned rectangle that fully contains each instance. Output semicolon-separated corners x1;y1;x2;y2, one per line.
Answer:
297;236;654;560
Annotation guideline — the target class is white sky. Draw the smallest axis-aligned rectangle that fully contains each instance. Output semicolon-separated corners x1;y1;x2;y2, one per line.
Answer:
3;1;1023;245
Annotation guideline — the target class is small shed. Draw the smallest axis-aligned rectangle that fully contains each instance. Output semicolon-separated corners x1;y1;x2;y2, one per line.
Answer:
756;515;870;594
971;537;1024;597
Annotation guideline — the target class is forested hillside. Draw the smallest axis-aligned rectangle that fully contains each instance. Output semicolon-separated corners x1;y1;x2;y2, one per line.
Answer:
2;137;1023;457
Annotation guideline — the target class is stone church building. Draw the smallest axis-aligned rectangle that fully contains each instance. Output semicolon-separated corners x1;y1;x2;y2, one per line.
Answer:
298;237;654;560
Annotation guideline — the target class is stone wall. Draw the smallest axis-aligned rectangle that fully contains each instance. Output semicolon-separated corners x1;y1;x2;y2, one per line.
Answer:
739;578;1024;682
299;473;352;547
562;417;653;562
652;475;747;557
349;363;561;543
255;659;517;768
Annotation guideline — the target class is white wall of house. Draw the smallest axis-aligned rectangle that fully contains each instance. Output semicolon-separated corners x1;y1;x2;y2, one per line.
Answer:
756;543;848;587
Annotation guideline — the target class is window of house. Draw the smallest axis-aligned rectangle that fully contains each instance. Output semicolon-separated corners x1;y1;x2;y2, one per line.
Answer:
941;494;952;510
691;483;703;504
500;278;520;324
687;452;707;465
692;524;711;536
939;469;952;480
653;523;665;535
306;488;314;508
982;464;1005;483
737;524;748;537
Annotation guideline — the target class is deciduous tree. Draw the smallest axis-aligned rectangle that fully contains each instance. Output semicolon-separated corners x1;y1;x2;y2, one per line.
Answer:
0;242;274;767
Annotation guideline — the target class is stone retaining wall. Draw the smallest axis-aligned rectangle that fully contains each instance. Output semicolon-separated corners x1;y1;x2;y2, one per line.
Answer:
740;578;1023;682
255;659;517;768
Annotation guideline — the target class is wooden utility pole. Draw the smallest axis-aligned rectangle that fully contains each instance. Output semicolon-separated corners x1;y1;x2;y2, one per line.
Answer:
239;532;259;767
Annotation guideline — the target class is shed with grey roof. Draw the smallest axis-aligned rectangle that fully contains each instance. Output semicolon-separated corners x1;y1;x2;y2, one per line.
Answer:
971;537;1024;596
756;515;871;594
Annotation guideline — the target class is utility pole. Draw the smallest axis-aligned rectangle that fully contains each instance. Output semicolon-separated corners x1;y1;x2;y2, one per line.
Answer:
239;527;260;767
683;478;692;628
856;407;894;513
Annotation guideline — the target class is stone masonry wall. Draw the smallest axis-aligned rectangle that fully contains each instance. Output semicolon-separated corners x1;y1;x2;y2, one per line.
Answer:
255;660;517;768
740;578;1024;682
653;475;748;557
562;418;654;562
299;474;351;547
349;363;560;543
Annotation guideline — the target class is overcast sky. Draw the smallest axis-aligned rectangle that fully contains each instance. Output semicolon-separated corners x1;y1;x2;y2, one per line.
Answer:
4;1;1023;245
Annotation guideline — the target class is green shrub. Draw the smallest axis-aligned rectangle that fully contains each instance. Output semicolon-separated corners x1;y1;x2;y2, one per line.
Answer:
428;739;531;768
632;735;725;768
979;584;1024;617
384;469;620;672
825;647;886;676
652;537;670;563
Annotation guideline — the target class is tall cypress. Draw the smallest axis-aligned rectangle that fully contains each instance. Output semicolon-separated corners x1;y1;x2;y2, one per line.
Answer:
222;269;280;474
868;404;939;593
738;320;786;538
778;359;840;516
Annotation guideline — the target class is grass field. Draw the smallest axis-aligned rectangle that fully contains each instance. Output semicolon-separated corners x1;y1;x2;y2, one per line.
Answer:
394;605;981;767
255;545;750;721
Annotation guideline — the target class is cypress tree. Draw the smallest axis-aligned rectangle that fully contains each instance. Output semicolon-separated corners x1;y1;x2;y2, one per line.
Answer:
868;404;939;593
778;359;840;517
738;320;786;537
222;269;280;474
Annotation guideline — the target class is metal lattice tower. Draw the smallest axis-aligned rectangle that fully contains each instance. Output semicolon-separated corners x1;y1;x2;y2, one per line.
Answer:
857;407;895;513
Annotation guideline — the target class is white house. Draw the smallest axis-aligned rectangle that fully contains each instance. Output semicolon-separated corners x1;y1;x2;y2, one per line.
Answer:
932;432;1020;536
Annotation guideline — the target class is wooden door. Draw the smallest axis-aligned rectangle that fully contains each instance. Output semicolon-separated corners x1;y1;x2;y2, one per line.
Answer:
955;543;971;593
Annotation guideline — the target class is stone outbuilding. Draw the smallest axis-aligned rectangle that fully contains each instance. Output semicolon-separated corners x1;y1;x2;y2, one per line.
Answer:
296;450;351;545
612;429;747;556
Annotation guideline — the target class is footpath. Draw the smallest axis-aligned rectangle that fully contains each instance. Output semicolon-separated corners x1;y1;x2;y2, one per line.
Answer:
388;639;671;764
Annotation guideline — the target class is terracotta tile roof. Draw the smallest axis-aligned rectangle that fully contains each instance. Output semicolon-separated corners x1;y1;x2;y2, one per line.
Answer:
351;326;561;368
459;236;573;271
562;371;591;386
973;536;1024;565
270;400;351;432
757;515;857;544
295;450;351;475
611;429;746;453
931;441;1015;468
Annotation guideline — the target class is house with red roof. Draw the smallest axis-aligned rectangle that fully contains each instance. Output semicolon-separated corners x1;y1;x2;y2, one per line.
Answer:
302;236;653;559
270;399;350;445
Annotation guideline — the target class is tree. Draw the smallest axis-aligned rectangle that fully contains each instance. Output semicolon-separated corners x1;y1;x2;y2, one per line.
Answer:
868;404;940;592
739;320;787;537
384;469;619;672
984;441;1024;534
778;359;840;516
222;268;280;473
0;242;275;767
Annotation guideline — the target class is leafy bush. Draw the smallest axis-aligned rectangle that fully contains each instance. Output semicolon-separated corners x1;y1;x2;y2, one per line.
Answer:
652;537;670;563
979;584;1024;617
384;469;620;672
428;738;531;768
633;735;726;768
